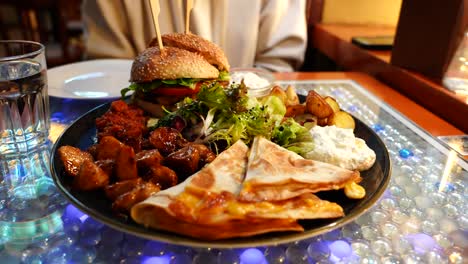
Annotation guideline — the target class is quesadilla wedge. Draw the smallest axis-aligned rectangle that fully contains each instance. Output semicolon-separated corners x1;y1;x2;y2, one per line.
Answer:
239;137;362;202
131;140;344;240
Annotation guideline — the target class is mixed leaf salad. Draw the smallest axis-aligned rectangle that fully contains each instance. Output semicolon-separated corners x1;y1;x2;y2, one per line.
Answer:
149;81;314;154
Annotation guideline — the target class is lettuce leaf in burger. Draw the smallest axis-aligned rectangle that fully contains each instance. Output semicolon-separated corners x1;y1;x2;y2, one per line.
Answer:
122;33;230;117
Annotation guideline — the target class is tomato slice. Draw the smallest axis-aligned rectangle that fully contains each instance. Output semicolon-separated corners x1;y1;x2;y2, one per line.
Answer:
152;82;202;96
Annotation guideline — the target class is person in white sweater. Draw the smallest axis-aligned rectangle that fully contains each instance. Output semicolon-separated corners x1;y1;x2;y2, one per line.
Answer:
82;0;308;72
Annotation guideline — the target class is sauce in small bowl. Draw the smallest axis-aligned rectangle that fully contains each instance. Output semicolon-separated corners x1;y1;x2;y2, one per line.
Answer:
229;68;275;97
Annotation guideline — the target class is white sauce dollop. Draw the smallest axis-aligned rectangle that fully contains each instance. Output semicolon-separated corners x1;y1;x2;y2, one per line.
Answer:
230;72;270;89
305;125;376;171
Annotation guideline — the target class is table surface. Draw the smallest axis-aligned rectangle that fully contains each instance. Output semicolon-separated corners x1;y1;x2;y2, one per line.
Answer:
0;71;466;263
312;23;468;133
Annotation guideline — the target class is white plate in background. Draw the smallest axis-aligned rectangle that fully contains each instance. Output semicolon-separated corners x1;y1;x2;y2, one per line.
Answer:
48;59;133;99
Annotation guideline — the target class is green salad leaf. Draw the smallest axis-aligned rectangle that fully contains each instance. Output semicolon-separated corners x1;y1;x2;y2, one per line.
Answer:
272;118;314;155
120;71;230;98
153;81;314;155
120;78;201;98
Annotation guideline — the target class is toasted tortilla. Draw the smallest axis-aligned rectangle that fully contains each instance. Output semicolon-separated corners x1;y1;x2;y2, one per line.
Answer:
239;137;361;202
131;140;344;240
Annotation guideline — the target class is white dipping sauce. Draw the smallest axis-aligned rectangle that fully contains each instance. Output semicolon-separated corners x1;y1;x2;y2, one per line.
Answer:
230;72;270;89
305;125;376;171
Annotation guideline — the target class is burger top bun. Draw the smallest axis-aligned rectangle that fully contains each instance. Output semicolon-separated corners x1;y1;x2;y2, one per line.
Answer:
149;33;230;72
130;46;219;82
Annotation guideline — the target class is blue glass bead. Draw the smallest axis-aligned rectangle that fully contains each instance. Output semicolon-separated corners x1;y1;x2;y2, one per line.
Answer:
81;217;104;231
347;105;358;112
240;248;266;264
142;241;166;256
97;243;122;260
405;233;441;254
399;148;414;159
79;228;102;246
434;182;455;193
372;124;385;132
70;246;97;263
329;240;352;258
141;255;171;264
61;204;86;222
63;217;81;236
100;226;124;246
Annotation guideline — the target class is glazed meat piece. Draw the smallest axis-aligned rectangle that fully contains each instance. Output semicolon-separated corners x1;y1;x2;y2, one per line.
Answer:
86;144;98;159
188;143;216;164
95;159;115;177
165;145;200;178
96;136;124;160
115;145;138;181
145;165;178;189
136;149;164;169
149;127;187;155
112;182;160;213
96;100;148;152
74;160;110;191
104;178;143;201
58;146;93;177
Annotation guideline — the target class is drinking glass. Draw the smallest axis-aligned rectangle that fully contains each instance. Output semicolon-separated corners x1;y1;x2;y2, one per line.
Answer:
0;41;63;244
0;40;50;155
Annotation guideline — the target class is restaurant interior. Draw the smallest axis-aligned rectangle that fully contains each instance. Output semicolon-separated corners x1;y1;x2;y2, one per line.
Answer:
0;0;467;263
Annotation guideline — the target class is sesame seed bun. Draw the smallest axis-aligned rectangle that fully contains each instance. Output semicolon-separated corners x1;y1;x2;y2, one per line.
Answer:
149;33;230;72
130;46;219;82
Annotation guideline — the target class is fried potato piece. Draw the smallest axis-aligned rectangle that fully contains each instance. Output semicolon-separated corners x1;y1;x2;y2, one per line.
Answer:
96;136;124;160
324;96;340;113
74;160;110;191
327;111;356;129
115;145;139;181
112;182;160;213
317;118;328;126
269;85;287;104
105;178;143;201
58;146;94;177
285;85;299;106
285;104;306;117
306;90;333;118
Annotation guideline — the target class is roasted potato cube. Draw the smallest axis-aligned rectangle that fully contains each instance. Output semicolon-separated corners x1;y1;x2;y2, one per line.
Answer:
96;136;124;160
74;160;109;191
115;145;138;181
306;90;333;118
324;96;340;113
285;104;306;117
58;146;93;177
327;111;356;129
269;86;287;104
285;85;299;106
317;118;328;126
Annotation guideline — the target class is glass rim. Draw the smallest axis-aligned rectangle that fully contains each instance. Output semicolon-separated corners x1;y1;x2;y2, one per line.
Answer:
0;40;45;62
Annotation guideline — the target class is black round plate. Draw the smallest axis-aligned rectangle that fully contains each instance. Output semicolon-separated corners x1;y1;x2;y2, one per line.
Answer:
50;102;391;248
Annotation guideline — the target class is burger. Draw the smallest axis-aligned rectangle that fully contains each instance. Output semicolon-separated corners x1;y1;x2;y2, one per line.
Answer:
122;33;230;117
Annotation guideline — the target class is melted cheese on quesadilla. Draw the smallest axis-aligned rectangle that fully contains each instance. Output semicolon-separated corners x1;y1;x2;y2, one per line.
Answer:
131;140;345;240
239;137;363;202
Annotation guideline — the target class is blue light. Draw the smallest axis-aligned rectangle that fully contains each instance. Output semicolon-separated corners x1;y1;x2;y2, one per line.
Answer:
347;105;358;112
62;204;86;222
329;240;352;259
435;182;455;192
405;233;441;254
240;248;266;264
372;124;384;132
141;255;171;264
399;148;414;159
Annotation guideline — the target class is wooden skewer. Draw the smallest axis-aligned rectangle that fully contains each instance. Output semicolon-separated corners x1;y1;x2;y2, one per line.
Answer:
185;0;193;34
149;0;163;50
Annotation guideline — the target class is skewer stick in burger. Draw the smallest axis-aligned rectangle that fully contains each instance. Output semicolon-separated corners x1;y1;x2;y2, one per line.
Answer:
121;33;230;117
